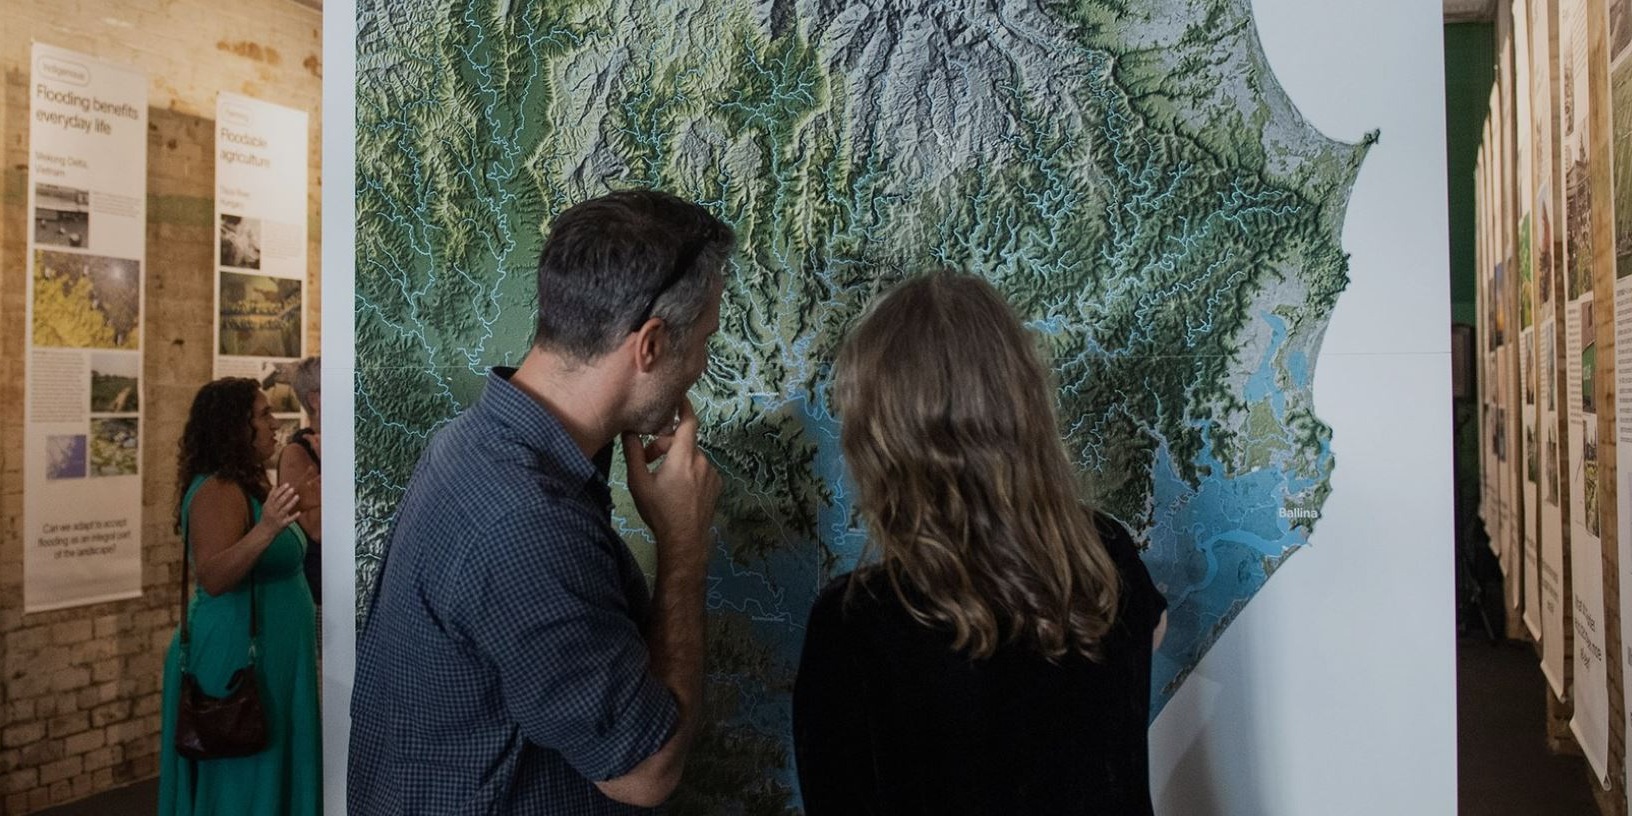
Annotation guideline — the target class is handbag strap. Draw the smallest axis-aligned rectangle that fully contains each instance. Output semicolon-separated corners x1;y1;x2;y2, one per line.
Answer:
178;479;260;666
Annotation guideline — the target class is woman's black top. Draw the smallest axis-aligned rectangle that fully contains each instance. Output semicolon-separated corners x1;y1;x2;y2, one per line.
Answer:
289;427;322;599
792;514;1167;815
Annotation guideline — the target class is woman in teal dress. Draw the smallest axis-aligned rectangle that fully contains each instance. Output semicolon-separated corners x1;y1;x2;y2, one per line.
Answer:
158;377;322;814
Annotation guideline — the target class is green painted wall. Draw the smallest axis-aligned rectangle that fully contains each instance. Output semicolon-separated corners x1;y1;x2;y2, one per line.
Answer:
1445;22;1493;530
1446;23;1495;327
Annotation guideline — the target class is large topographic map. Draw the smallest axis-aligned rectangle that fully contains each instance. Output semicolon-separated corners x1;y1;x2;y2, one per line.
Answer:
355;0;1371;810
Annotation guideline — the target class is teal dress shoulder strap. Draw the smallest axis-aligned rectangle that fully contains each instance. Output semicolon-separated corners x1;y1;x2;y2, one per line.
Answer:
179;473;212;544
178;473;268;595
181;474;272;541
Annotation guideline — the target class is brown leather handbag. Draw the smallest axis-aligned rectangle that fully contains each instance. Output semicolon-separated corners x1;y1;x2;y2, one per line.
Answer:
172;522;267;760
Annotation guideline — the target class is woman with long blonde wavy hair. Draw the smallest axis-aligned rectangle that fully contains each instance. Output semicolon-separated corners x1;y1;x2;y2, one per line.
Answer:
793;271;1168;815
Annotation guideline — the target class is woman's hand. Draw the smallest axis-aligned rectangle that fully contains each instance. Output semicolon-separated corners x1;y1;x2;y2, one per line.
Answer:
255;483;301;534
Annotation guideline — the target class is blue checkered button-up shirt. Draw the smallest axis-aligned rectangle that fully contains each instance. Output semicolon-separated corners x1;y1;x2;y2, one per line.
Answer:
349;368;677;814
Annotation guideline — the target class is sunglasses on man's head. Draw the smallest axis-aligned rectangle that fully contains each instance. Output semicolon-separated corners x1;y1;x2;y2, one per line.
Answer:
629;225;721;332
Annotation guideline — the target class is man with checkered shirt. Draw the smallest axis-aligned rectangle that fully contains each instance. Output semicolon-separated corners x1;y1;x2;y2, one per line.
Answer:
349;191;734;814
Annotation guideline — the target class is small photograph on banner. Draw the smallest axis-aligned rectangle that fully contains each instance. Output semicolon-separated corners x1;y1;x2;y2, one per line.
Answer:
1547;425;1561;504
273;417;301;455
1524;332;1537;405
89;418;138;478
34;183;90;249
1582;299;1598;414
88;353;138;414
32;250;140;349
218;271;302;357
1584;421;1602;537
1568;159;1594;299
1520;217;1534;327
1616;61;1632;279
1496;405;1509;462
261;363;301;414
1493;262;1508;349
1539;183;1556;301
220;213;262;270
213;359;304;436
45;436;87;480
1527;426;1539;483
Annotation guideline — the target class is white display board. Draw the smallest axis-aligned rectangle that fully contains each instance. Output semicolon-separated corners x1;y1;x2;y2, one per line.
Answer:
1534;0;1570;698
320;5;359;806
1503;27;1526;615
23;44;148;612
213;92;309;438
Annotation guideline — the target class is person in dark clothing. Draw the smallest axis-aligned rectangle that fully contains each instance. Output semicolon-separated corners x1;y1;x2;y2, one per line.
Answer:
793;271;1169;815
349;191;732;813
279;355;322;601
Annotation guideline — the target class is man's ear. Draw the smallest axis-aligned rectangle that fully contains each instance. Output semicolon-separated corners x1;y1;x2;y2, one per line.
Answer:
631;318;668;374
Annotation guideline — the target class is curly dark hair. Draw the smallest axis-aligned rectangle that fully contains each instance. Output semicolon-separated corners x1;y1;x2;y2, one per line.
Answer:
175;377;269;532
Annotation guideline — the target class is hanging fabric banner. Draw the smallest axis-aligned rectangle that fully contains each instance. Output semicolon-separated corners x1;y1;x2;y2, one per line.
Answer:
212;93;310;446
1562;0;1610;785
23;44;148;612
1482;116;1498;541
1515;0;1544;641
1501;24;1525;618
1605;0;1632;797
1533;0;1570;698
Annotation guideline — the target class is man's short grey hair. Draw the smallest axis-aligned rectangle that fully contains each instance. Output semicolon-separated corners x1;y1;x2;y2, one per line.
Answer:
533;190;735;360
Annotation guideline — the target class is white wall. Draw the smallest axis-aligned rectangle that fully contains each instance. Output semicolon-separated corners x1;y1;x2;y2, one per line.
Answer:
319;1;357;812
1147;0;1456;813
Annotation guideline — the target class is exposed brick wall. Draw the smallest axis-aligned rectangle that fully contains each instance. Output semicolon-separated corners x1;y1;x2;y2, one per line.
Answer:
1;2;321;812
